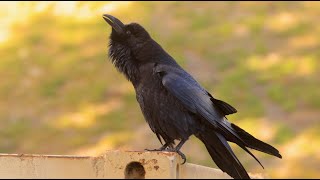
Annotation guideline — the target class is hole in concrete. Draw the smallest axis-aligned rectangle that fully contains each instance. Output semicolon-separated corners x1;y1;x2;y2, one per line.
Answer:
124;161;146;179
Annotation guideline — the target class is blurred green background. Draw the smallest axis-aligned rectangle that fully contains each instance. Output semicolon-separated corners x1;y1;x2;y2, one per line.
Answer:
0;1;319;178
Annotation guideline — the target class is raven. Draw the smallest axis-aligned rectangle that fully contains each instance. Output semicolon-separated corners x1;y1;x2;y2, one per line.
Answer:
103;14;282;179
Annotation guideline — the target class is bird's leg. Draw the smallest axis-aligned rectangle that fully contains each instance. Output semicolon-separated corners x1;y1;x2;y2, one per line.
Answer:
144;142;170;151
166;138;188;165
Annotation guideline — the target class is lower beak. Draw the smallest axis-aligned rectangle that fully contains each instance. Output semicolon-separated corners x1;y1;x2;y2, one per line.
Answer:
103;14;125;35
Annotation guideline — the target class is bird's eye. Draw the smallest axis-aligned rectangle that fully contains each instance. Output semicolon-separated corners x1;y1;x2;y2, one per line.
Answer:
126;30;131;35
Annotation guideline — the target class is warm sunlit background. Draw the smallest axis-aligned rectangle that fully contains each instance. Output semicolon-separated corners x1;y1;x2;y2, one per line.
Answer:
0;1;319;178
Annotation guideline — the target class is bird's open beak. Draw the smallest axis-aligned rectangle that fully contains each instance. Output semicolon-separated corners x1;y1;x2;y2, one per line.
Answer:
103;14;125;35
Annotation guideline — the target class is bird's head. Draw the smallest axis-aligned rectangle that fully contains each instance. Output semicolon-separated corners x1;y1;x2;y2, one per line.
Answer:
103;14;151;58
103;14;153;83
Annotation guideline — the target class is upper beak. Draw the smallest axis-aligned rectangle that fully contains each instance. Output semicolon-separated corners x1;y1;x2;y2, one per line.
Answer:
103;14;125;35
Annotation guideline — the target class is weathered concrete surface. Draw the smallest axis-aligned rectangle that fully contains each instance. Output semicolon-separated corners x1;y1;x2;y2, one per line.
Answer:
0;150;262;179
178;163;231;179
101;150;179;178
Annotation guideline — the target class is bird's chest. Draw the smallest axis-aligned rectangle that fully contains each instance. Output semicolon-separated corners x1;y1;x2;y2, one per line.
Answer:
135;63;166;111
134;64;173;123
135;72;167;119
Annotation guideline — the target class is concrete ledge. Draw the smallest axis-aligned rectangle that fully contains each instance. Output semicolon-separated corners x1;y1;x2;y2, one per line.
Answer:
0;150;262;179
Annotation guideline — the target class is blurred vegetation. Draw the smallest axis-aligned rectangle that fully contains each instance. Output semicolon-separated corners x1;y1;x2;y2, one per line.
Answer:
0;1;319;178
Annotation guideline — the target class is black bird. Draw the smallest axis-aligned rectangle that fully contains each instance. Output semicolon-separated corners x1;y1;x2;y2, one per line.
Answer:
103;14;282;179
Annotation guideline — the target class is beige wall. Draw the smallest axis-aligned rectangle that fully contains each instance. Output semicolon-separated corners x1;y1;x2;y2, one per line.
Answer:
0;150;262;179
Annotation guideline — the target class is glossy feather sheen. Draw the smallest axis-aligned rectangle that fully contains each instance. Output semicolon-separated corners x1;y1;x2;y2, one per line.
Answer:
106;19;281;179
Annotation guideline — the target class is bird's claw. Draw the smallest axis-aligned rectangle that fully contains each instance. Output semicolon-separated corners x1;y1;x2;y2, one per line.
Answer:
165;148;187;165
177;151;187;165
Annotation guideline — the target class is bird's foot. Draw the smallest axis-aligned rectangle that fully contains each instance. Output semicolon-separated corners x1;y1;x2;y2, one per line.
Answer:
165;148;187;165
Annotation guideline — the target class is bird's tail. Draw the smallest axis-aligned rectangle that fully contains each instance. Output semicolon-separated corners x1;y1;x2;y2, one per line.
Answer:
229;123;282;159
197;128;251;179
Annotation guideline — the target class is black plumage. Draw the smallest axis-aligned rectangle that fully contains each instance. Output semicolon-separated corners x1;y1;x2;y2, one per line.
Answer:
103;14;282;179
